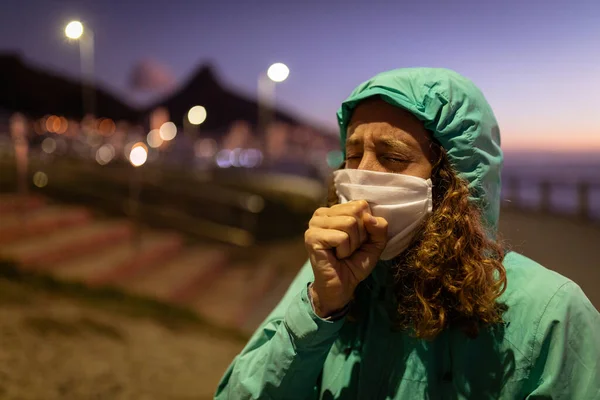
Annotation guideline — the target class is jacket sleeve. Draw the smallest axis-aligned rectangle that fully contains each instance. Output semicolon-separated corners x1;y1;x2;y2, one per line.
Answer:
526;281;600;399
214;260;345;400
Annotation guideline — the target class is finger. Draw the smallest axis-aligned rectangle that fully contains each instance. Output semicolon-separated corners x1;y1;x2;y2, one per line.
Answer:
327;200;370;244
363;214;388;251
329;199;371;218
305;228;352;259
308;215;362;254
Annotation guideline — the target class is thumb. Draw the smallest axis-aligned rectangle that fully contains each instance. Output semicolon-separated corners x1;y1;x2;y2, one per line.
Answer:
363;214;388;251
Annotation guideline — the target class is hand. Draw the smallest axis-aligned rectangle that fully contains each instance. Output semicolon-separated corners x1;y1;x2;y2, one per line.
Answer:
304;200;388;318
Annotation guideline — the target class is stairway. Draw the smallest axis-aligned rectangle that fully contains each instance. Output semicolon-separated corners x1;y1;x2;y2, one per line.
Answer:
0;194;307;334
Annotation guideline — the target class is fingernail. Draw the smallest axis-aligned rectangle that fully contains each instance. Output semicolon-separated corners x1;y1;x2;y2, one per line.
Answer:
369;215;377;225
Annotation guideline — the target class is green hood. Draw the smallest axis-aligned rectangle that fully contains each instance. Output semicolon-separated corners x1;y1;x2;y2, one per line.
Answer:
336;68;503;231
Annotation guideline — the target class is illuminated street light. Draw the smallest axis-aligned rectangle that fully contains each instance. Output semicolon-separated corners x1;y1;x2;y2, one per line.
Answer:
159;121;177;141
65;21;84;39
267;63;290;83
258;62;290;153
188;105;207;125
129;143;148;167
64;20;95;117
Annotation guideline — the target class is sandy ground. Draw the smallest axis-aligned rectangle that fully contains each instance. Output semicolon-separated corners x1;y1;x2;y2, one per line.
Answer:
1;208;597;400
499;208;600;309
0;278;245;400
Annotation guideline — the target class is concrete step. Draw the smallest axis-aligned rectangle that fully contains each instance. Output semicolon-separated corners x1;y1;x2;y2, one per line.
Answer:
0;220;132;268
0;194;45;214
53;230;183;286
192;262;280;329
0;205;91;244
122;247;229;303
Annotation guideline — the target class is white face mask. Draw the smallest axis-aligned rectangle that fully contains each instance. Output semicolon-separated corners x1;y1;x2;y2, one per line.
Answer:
333;169;433;260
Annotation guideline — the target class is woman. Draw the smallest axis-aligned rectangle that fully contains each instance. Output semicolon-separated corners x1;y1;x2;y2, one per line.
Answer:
215;68;600;399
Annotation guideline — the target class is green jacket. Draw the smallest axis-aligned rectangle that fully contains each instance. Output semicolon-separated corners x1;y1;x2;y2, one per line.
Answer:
215;68;600;399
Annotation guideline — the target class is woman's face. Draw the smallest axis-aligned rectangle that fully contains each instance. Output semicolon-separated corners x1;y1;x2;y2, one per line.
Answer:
345;98;437;179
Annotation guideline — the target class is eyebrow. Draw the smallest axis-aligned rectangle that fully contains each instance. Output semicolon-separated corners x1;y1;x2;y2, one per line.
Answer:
345;136;412;152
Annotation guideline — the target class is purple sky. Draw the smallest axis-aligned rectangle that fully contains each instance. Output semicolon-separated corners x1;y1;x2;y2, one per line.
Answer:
1;0;599;150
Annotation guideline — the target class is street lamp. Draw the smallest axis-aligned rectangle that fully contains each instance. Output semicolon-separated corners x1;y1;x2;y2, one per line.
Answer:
128;142;147;249
65;21;84;39
65;20;95;118
267;63;290;83
257;62;289;154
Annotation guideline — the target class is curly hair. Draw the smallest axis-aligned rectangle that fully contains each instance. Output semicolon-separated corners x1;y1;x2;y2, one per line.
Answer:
327;146;508;340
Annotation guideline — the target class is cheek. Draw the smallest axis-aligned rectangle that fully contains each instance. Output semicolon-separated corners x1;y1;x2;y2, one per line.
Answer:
404;158;433;179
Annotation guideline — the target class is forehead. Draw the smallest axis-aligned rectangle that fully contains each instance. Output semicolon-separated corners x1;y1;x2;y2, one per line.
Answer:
346;98;432;149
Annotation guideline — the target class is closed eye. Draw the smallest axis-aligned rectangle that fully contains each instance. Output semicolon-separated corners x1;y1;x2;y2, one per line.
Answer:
381;156;408;163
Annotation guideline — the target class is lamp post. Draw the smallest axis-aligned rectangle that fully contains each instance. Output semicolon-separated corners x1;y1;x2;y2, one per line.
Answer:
128;142;148;249
65;20;96;119
257;63;289;156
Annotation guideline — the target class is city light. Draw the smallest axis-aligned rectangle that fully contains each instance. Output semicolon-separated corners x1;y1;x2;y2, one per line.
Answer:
239;148;263;168
45;115;61;133
159;121;177;141
65;21;84;39
129;143;148;167
216;149;232;168
41;138;57;154
147;129;163;148
33;171;48;188
194;138;217;158
267;63;290;83
188;105;207;125
96;144;116;165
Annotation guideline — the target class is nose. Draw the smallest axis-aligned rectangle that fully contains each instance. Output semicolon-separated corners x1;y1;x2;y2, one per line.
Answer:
357;151;386;172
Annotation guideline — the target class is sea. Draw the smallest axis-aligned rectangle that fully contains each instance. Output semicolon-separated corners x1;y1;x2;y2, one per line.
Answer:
501;151;600;220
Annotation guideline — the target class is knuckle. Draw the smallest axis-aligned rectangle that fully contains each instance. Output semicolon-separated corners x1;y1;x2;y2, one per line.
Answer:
314;207;328;217
345;216;357;228
304;229;316;243
351;200;369;214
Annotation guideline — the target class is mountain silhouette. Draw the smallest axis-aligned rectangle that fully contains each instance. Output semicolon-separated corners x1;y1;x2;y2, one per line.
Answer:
0;53;331;136
0;53;137;121
144;63;299;131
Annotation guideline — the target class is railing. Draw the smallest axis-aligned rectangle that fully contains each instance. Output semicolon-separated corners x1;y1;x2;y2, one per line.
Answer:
502;177;600;222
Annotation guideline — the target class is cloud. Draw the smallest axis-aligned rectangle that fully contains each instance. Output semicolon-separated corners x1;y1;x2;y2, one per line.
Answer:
129;59;176;92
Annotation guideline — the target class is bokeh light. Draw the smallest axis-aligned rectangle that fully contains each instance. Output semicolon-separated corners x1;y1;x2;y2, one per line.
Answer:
45;115;61;133
194;138;217;158
57;117;68;134
96;144;116;165
230;148;242;167
41;138;57;154
239;148;263;168
159;121;177;141
267;63;290;83
245;195;265;213
188;105;207;125
98;118;116;136
65;21;84;39
216;149;232;168
129;143;148;167
33;171;48;188
147;129;163;148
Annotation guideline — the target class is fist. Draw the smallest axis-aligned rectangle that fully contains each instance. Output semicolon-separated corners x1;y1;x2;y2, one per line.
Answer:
304;200;388;318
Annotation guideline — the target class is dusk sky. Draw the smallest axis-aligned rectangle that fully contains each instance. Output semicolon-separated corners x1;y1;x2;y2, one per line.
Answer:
1;0;598;151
